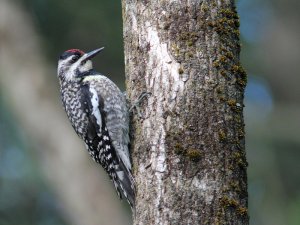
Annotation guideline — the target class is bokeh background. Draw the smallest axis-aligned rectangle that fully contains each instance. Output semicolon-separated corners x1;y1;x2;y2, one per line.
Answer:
0;0;299;225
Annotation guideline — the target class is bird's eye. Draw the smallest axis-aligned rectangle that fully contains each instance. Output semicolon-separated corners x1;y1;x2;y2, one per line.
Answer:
71;55;80;63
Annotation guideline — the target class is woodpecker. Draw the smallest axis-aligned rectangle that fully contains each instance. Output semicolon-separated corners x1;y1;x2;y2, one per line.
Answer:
57;48;135;209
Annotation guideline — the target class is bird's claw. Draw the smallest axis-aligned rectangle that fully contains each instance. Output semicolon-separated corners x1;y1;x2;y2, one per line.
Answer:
129;91;151;119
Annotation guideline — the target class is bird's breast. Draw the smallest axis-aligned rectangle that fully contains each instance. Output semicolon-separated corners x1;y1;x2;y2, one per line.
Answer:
61;85;89;138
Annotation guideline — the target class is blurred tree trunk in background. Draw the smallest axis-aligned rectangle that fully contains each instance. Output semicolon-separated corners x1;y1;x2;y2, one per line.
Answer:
122;0;249;224
0;1;131;225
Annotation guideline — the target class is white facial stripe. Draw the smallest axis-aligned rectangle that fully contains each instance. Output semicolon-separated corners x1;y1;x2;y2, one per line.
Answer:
90;87;102;130
78;60;93;73
58;55;93;81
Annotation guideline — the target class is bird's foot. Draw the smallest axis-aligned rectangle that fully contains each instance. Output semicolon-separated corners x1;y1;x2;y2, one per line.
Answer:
129;91;151;119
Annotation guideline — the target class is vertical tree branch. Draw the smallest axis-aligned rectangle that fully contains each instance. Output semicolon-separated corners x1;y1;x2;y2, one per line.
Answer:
123;0;248;224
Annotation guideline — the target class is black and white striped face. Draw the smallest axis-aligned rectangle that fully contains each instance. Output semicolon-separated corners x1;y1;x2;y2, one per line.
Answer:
57;48;104;83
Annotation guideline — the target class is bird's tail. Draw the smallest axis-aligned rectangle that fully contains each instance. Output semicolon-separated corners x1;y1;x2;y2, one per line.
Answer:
114;159;136;209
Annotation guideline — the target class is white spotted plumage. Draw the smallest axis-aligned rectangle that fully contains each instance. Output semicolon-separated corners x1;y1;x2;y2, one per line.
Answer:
57;48;135;209
90;87;102;129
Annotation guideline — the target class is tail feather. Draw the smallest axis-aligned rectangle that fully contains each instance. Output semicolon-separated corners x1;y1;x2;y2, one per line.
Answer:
114;159;135;209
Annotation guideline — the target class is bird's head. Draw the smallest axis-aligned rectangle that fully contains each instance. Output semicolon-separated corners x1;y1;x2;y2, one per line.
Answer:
57;47;104;82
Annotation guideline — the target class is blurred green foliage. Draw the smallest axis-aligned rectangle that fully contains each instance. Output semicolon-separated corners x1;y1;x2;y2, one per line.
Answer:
20;0;125;88
238;0;300;224
0;92;67;225
1;1;126;224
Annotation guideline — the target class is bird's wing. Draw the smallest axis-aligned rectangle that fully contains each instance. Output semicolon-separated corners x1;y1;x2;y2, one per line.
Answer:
80;79;135;207
86;75;131;171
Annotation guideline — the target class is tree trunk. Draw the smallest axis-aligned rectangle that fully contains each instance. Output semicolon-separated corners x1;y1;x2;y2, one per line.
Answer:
122;0;248;224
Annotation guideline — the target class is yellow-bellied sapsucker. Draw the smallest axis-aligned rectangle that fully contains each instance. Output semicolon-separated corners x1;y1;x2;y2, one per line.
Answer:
57;48;135;209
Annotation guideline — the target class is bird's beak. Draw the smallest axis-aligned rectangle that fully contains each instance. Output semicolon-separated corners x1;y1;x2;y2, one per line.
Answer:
81;47;104;62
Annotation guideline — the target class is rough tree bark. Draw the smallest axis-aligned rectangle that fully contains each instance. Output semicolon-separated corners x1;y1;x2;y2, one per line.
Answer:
122;0;248;225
